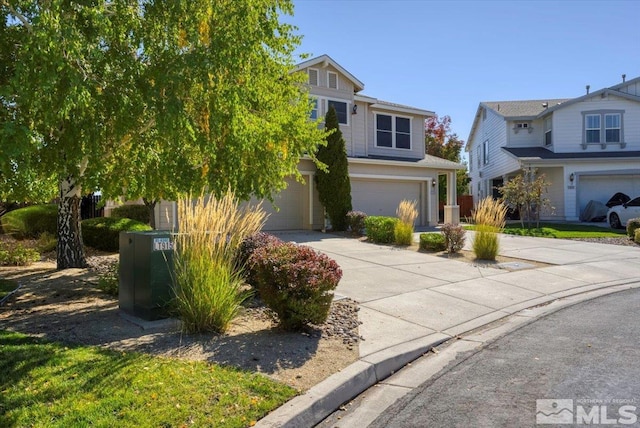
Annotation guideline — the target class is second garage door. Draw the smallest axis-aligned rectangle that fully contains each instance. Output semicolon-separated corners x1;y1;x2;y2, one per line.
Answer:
351;179;423;222
577;174;640;214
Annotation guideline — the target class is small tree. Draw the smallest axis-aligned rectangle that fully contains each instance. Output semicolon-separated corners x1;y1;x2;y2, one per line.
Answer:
315;105;352;231
499;168;553;228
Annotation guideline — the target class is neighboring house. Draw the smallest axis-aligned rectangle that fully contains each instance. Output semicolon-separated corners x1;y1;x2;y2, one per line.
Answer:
107;55;464;230
466;75;640;221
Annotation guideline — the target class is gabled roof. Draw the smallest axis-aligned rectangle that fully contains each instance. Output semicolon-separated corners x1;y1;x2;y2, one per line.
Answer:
295;54;365;92
466;75;640;151
482;99;570;118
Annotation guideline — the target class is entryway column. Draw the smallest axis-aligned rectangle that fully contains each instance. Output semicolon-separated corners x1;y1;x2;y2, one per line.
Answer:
444;171;460;225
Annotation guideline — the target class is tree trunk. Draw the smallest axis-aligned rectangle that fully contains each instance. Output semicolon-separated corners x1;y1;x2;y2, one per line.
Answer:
57;177;87;269
143;198;158;229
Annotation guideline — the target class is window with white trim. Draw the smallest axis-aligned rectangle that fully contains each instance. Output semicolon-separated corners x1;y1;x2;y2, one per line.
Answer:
585;114;600;143
605;113;621;142
476;147;481;168
582;110;625;147
544;117;552;146
469;152;473;172
375;114;411;149
327;71;338;89
327;100;348;125
308;68;318;86
310;98;318;120
482;140;489;165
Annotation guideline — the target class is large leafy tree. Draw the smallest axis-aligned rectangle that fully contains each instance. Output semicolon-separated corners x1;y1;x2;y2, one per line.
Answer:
315;105;351;231
1;0;325;269
425;115;470;198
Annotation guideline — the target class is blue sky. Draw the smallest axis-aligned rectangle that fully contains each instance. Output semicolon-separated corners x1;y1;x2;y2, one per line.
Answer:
287;0;640;153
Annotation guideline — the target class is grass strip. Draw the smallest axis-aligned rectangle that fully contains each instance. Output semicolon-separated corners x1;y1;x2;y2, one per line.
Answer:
0;330;296;427
465;223;626;238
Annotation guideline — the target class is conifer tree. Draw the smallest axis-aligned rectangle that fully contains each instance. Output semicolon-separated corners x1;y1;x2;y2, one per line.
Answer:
315;105;352;231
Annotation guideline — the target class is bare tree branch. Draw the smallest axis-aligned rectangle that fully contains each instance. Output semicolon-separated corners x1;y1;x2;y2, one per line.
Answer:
2;1;33;32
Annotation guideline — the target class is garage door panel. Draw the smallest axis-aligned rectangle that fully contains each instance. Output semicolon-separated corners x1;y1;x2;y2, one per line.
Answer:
246;179;305;231
577;175;640;214
351;179;421;219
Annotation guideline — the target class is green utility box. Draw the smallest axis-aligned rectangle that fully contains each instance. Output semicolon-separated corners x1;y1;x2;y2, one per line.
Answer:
119;231;175;321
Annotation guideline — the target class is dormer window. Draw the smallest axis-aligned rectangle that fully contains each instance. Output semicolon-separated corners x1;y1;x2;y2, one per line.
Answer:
513;121;533;134
328;71;338;89
308;68;319;86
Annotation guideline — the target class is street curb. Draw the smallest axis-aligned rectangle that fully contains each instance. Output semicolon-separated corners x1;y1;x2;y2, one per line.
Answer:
256;281;640;428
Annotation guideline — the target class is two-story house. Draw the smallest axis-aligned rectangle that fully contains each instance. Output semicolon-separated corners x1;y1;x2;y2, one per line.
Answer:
466;76;640;221
111;55;463;230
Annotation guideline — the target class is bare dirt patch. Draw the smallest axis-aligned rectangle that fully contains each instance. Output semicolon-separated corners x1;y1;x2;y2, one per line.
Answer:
0;259;360;392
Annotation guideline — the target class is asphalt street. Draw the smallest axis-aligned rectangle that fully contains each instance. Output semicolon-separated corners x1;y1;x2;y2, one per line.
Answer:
330;287;640;427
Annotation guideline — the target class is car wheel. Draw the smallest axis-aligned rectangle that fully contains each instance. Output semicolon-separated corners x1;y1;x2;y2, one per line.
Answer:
610;213;622;229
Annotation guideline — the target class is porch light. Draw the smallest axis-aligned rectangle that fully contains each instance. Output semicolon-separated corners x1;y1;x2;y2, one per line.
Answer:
352;104;358;114
432;178;437;187
569;173;575;183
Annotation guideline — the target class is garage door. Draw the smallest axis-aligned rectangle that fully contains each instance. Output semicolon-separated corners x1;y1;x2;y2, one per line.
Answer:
351;179;422;220
261;179;305;230
577;174;640;214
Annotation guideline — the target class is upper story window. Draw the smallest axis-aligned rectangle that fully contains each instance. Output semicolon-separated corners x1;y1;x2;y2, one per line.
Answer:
582;110;625;148
375;114;411;150
310;98;319;120
327;71;338;89
605;113;621;142
476;147;481;168
469;152;473;172
585;114;600;143
482;108;487;121
544;117;552;146
308;68;319;86
483;140;489;165
328;100;348;125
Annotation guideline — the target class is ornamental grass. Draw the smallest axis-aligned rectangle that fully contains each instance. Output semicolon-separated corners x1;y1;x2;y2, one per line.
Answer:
172;190;266;333
471;197;507;260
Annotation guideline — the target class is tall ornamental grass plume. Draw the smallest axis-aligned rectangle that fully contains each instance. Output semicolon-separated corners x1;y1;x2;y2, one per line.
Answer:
172;190;266;334
395;199;418;245
471;197;507;260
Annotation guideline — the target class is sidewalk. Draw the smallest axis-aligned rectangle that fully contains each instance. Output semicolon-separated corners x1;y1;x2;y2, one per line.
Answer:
257;231;640;427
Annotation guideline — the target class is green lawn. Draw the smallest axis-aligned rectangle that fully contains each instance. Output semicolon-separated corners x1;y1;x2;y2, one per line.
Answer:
0;279;17;300
465;222;626;239
0;330;296;428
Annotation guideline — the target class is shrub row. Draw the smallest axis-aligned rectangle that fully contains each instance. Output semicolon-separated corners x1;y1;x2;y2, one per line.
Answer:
110;204;150;224
0;204;57;239
419;233;445;251
364;216;398;244
81;217;152;252
241;232;342;331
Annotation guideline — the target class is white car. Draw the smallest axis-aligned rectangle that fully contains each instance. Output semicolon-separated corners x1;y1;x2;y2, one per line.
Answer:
607;196;640;229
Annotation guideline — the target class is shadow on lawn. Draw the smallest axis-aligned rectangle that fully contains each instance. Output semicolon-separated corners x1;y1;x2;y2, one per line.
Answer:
0;262;321;377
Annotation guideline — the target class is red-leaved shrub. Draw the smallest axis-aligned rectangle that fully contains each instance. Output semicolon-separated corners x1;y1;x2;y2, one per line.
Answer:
237;232;283;283
249;242;342;330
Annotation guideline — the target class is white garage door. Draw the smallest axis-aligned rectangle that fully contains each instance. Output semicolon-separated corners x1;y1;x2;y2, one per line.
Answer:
577;174;640;214
351;179;422;220
261;179;305;230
